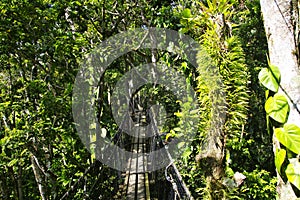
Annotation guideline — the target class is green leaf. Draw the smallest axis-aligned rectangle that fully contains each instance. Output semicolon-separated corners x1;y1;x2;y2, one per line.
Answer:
182;149;192;159
174;112;183;117
265;94;289;123
225;167;234;177
8;159;18;167
173;127;181;132
182;8;192;18
275;124;300;154
258;64;281;92
275;149;286;175
74;1;82;6
286;161;300;190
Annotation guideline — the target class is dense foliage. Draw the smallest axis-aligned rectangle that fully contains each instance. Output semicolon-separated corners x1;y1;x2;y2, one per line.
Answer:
174;0;276;199
0;0;282;199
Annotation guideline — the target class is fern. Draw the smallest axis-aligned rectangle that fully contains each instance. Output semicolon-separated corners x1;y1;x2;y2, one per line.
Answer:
178;0;250;198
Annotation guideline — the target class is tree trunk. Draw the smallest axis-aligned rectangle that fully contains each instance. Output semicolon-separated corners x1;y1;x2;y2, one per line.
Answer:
31;155;47;200
17;167;24;200
260;0;300;199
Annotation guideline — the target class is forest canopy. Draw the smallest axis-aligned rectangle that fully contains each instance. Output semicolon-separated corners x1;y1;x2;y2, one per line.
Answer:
1;0;300;199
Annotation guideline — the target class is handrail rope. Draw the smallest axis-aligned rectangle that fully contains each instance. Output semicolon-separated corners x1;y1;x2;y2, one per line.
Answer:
83;115;129;199
86;173;102;197
165;163;180;200
153;127;192;198
164;148;194;200
59;161;102;200
148;111;193;199
60;112;129;200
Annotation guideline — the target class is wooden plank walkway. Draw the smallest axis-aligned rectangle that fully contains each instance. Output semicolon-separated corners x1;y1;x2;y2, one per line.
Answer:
117;110;193;200
123;124;150;200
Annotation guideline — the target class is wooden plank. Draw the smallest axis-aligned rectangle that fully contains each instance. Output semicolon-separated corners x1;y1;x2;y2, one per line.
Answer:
126;131;139;199
121;121;152;200
136;141;145;200
124;125;145;200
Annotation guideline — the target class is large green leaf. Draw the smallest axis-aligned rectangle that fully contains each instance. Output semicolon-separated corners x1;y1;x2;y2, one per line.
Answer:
275;124;300;154
286;161;300;190
265;94;289;123
258;64;281;92
275;148;286;175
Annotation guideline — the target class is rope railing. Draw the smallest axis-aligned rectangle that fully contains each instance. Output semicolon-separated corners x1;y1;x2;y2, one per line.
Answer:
60;99;194;199
59;161;103;200
59;115;127;200
149;108;194;200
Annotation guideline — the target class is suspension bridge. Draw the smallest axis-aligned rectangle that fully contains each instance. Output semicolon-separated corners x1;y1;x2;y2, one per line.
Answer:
60;107;193;200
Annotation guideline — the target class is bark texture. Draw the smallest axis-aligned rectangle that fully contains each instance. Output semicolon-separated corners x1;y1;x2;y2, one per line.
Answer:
260;0;300;199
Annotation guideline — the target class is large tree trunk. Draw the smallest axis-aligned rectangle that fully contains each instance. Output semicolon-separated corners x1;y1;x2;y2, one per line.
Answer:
260;0;300;199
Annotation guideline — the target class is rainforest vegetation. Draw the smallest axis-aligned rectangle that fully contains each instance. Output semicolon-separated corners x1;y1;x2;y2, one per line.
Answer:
1;0;300;199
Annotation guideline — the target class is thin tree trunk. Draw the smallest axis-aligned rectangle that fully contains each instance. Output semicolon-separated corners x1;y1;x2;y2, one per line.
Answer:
260;0;300;199
31;155;47;200
17;167;24;200
7;166;18;199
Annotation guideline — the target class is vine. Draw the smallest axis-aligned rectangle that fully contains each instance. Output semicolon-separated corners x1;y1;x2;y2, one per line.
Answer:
259;61;300;195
